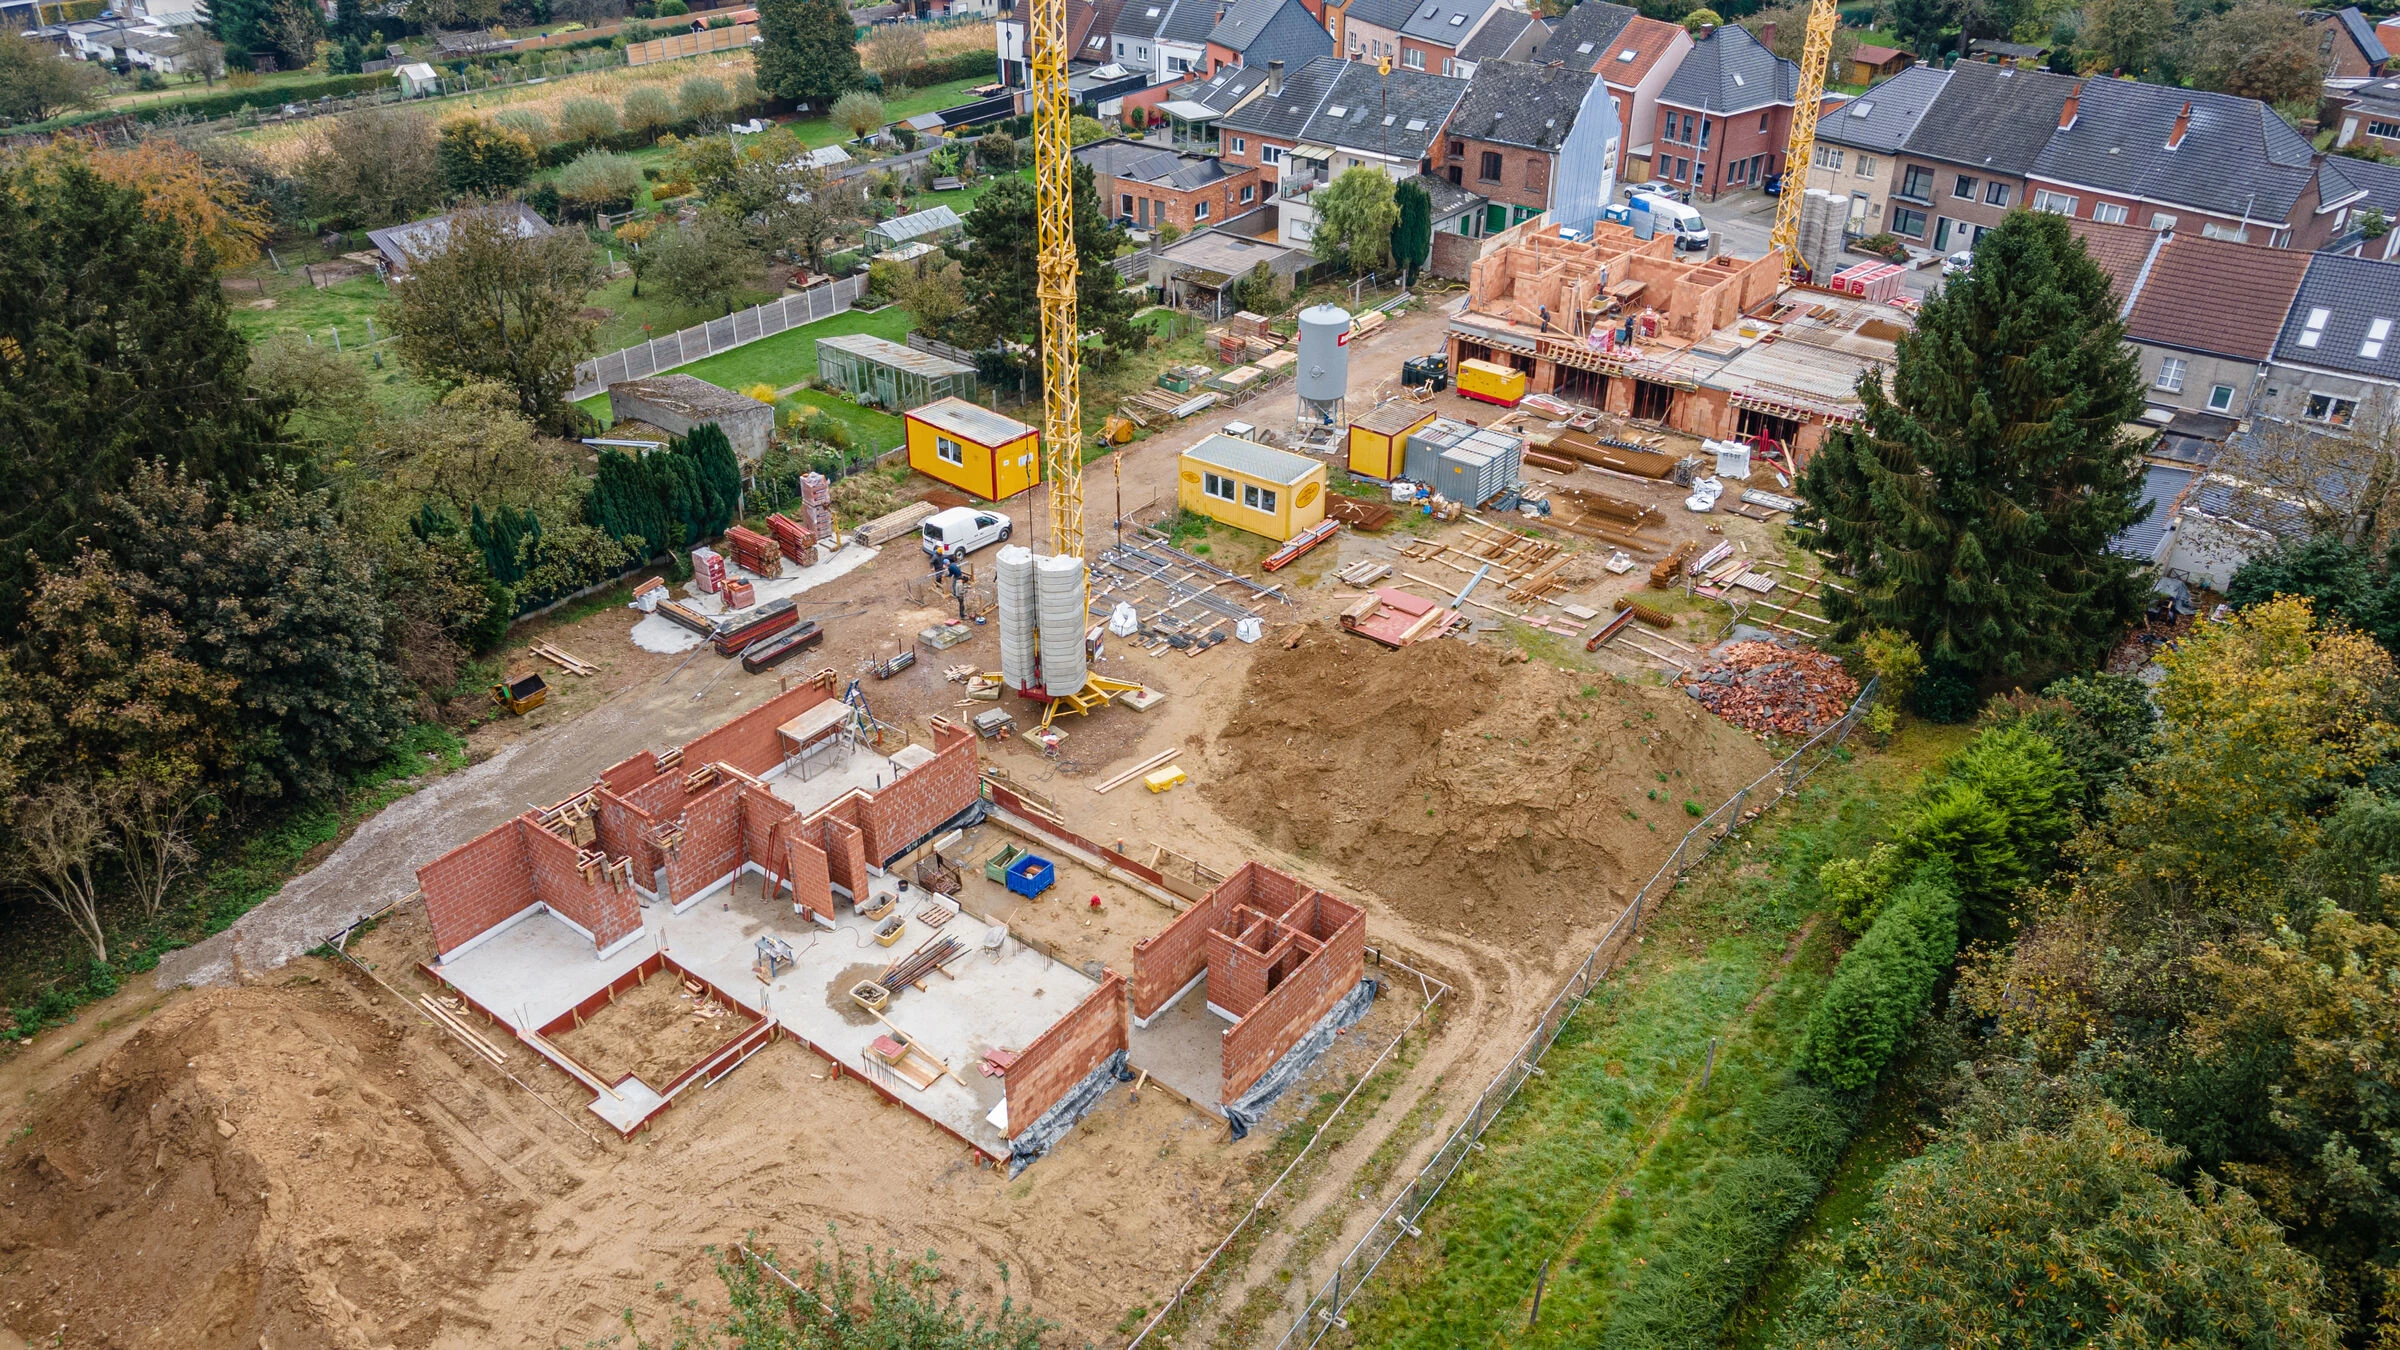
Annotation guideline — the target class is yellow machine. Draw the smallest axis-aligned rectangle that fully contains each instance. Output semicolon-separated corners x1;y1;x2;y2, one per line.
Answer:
1767;0;1840;284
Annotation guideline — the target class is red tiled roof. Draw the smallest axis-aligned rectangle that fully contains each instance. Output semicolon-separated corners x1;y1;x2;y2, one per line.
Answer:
2067;218;2159;305
2127;233;2313;361
1852;44;1903;63
1597;15;1683;90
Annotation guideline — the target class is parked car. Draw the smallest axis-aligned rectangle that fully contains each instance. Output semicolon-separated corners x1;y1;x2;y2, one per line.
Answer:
920;507;1013;559
1943;250;1973;276
1763;172;1784;196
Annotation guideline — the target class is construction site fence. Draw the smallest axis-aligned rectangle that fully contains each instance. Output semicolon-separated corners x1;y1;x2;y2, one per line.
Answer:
1242;674;1882;1350
569;273;865;401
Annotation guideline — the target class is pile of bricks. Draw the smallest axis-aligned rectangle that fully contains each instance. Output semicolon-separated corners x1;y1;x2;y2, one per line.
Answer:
800;473;834;542
1682;641;1859;737
691;546;727;593
723;578;756;609
724;524;781;577
767;512;817;565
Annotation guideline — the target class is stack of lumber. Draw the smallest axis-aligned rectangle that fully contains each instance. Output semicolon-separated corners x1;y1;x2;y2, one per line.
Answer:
658;599;716;636
852;500;938;547
724;524;781;576
1537;428;1682;479
1324;496;1395;530
766;513;818;565
1546;483;1669;550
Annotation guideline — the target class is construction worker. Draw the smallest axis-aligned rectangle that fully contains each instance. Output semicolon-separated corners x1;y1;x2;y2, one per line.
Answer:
951;572;969;623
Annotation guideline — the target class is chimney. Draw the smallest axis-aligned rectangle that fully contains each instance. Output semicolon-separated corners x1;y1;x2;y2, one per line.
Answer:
1760;19;1776;45
1268;57;1283;93
2166;98;2192;149
2059;81;2080;131
1214;3;1225;22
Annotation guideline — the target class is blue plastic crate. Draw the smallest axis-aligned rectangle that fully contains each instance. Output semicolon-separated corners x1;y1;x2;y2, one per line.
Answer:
1005;854;1056;898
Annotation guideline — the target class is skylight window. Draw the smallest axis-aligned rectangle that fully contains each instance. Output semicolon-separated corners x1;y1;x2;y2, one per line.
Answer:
1145;6;1158;13
1328;104;1347;117
2300;307;2330;348
1449;12;1464;22
1731;72;1745;85
2366;317;2392;359
1576;40;1592;52
1849;99;1873;116
1383;113;1396;124
1406;117;1426;129
1618;48;1637;60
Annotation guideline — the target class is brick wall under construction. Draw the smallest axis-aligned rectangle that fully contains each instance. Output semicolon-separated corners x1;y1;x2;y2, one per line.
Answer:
1130;862;1300;1020
419;815;642;958
856;720;978;864
1005;970;1128;1138
1220;892;1364;1103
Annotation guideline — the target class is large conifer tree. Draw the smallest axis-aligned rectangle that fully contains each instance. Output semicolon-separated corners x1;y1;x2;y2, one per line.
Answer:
1796;209;2151;680
755;0;863;108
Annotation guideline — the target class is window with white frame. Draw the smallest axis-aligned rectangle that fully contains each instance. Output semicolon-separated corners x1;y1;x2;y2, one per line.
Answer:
2299;306;2330;348
2154;357;2186;393
1231;135;1246;154
2373;119;2400;139
2308;392;2359;425
1403;47;1423;68
1239;182;1254;203
1261;144;1284;164
1203;471;1236;501
1855;154;1876;177
2033;189;2076;214
2365;317;2392;359
2150;212;2177;230
2092;202;2128;224
1814;144;1843;170
1194;199;1209;219
2200;221;2249;242
2208;383;2235;412
1242;482;1278;512
936;436;965;466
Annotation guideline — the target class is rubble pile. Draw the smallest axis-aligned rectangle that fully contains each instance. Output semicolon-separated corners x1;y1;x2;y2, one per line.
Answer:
1683;641;1859;737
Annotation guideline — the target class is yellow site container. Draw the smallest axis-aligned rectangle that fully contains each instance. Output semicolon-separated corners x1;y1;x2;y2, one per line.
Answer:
906;396;1041;501
1177;433;1328;542
1458;358;1528;408
1347;401;1437;480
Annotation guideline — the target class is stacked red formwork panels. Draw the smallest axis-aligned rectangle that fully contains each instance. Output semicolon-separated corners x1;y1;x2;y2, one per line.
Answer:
724;524;781;576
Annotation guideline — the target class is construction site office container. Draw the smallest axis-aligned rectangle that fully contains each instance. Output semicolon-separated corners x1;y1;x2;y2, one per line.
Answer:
905;397;1041;501
1177;433;1328;542
1457;358;1528;408
1346;401;1438;480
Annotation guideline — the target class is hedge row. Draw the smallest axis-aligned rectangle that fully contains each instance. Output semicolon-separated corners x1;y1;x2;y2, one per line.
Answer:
1793;864;1960;1091
134;71;398;124
888;49;998;88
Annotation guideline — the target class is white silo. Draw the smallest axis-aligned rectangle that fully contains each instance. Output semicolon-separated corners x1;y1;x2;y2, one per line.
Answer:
995;545;1037;692
1295;303;1352;439
1033;553;1088;696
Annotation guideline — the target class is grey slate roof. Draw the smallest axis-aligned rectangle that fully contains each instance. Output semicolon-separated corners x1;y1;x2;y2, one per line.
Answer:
1457;6;1539;61
1208;0;1333;64
1190;61;1276;112
2315;152;2400;223
2033;78;2315;225
1657;23;1795;114
2273;253;2400;381
1340;0;1420;29
1218;53;1349;140
1816;63;1948;153
1450;59;1598;151
2112;462;2193;561
1161;0;1220;44
368;202;553;270
1531;0;1635;68
1075;138;1239;189
1900;59;2078;175
1399;0;1498;45
1294;61;1473;159
1411;171;1486;220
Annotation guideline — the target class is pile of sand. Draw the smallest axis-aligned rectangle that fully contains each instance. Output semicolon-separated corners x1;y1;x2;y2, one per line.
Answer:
0;984;533;1347
1207;626;1775;942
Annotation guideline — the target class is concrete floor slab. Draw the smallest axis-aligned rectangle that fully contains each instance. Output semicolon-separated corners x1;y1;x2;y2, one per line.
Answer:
433;869;1100;1153
1129;976;1229;1117
765;744;906;818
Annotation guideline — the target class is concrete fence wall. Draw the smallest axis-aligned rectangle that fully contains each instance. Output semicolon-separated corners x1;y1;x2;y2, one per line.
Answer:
573;274;866;402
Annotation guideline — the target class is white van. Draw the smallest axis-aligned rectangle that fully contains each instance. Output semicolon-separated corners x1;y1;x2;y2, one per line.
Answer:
1631;191;1710;253
920;506;1013;560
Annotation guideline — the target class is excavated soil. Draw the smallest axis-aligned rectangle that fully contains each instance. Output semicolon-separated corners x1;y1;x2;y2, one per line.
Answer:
1208;625;1776;942
550;973;751;1090
0;983;533;1349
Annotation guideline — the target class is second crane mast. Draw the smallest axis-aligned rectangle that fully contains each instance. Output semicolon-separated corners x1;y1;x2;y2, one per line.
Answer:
1766;0;1840;282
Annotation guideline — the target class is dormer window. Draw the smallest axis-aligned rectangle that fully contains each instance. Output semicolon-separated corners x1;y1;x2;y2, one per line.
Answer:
2300;307;2330;348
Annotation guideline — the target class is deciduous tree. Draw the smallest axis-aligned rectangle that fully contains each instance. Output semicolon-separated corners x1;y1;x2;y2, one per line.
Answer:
381;203;600;425
832;89;886;142
649;212;755;314
621;84;677;140
0;31;103;122
1311;166;1399;273
6;780;117;965
297;106;442;226
437;117;540;197
27;138;273;266
1796;208;2150;682
2183;0;2322;106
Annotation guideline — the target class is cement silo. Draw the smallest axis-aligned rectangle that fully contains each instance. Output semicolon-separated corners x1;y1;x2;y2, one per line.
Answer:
1295;303;1352;439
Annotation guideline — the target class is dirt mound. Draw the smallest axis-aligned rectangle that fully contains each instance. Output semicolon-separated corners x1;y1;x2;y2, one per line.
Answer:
1206;625;1775;943
0;983;529;1349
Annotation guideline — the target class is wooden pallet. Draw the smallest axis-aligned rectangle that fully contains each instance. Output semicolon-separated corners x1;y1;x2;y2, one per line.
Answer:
529;642;598;676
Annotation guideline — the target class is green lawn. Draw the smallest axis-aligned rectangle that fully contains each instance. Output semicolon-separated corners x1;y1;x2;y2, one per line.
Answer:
1337;721;1972;1349
579;299;917;449
586;269;787;354
787;76;995;148
220;268;438;418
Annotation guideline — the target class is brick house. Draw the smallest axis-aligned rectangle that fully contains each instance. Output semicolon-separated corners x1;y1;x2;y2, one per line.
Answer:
2071;219;2313;420
2025;78;2322;248
1802;62;1947;241
1394;0;1502;77
1449;6;1545;79
1532;0;1691;181
2312;153;2400;261
2332;75;2400;160
1648;23;1801;201
1883;60;2078;254
1327;0;1411;68
1270;57;1473;247
1439;59;1619;233
1201;0;1332;77
2309;6;2388;79
1076;136;1267;231
1216;53;1349;179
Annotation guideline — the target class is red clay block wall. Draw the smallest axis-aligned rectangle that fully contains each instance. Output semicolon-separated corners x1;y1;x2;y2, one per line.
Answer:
819;815;867;897
1005;970;1128;1138
782;833;833;920
525;819;644;949
737;787;795;872
419;820;539;957
600;752;661;794
858;720;979;865
1130;886;1232;1019
681;680;830;777
1206;923;1278;1019
1221;909;1364;1103
661;779;743;902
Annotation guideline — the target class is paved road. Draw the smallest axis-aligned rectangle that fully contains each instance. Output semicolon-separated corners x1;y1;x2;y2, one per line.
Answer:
1695;186;1943;298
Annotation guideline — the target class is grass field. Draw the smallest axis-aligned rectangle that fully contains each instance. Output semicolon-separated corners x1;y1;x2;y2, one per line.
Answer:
1335;719;1972;1349
578;300;917;449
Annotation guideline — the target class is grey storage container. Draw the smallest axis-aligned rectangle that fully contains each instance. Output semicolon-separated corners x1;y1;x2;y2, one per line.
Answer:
1403;418;1470;486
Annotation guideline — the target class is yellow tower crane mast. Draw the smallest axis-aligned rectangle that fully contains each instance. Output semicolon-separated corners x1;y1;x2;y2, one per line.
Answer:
1766;0;1841;283
1028;0;1084;559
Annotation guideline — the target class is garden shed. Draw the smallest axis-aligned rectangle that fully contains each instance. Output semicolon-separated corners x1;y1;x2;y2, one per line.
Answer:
866;205;965;250
816;333;978;410
605;375;776;460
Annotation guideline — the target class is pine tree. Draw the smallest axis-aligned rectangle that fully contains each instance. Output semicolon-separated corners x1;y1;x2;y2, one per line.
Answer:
1795;209;2150;682
755;0;863;108
586;448;668;560
1391;178;1432;282
682;422;742;535
947;161;1142;385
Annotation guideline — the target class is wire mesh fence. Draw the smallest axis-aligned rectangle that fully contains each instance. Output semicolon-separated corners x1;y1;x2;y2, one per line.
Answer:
569;273;866;400
1214;675;1883;1350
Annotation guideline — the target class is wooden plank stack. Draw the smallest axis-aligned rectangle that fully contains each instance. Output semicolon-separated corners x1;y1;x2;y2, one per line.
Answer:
853;500;938;547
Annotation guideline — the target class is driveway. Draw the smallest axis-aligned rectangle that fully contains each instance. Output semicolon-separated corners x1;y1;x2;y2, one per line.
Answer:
1697;186;1943;298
